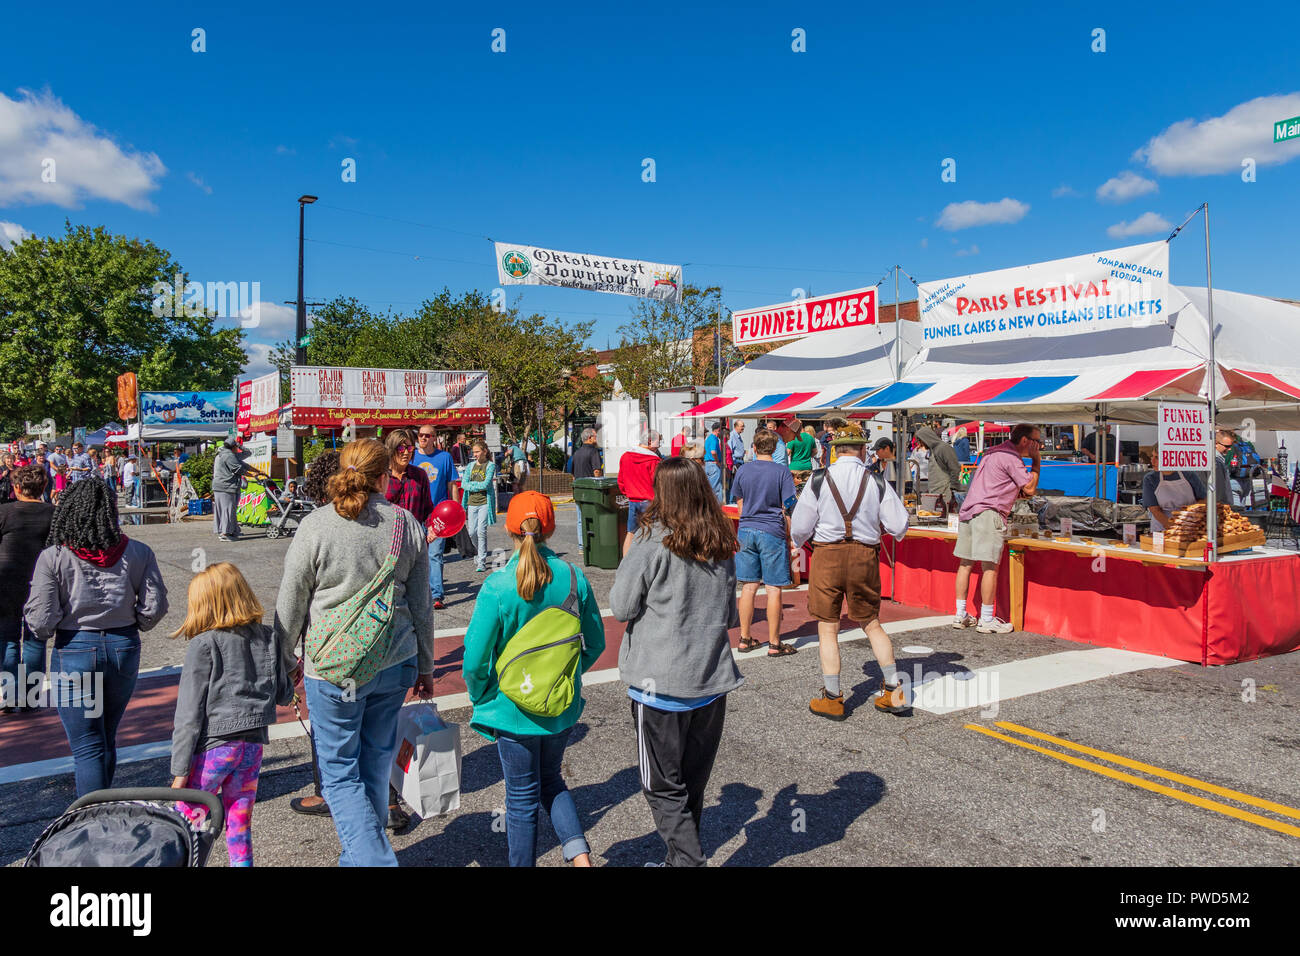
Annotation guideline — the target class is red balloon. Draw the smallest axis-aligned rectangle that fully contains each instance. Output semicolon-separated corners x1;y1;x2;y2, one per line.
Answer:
430;499;466;538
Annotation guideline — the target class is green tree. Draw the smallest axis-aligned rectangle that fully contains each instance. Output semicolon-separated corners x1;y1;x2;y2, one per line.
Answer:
0;222;247;430
611;284;729;400
442;301;599;447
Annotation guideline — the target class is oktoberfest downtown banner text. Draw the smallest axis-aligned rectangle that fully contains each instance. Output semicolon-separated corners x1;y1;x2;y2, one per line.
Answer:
495;241;682;304
918;241;1170;348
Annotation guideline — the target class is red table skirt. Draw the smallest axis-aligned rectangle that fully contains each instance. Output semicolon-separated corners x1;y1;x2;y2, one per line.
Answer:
877;535;1300;665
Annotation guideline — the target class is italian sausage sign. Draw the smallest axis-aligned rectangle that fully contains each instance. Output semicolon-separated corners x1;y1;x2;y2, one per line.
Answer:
732;286;877;346
919;241;1169;348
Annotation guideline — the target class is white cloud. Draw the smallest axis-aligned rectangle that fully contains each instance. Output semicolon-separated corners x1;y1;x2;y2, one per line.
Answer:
919;237;928;248
213;300;296;378
954;244;979;257
0;220;33;249
1096;171;1157;203
0;88;165;210
1133;92;1300;175
275;145;295;155
186;172;212;194
1106;212;1173;238
329;134;359;150
936;198;1029;230
1051;184;1079;198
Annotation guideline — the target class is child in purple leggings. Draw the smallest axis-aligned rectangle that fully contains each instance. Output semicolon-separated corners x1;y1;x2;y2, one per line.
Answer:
169;563;294;866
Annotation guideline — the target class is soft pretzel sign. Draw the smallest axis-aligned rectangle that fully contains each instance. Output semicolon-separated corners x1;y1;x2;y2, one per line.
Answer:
732;287;877;346
291;366;490;427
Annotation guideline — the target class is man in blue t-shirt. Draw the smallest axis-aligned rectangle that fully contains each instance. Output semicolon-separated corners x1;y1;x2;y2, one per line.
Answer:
413;424;458;609
703;421;725;503
765;420;788;466
732;428;798;657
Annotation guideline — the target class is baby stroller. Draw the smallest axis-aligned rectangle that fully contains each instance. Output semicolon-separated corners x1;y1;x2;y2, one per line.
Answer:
25;787;224;867
251;477;316;539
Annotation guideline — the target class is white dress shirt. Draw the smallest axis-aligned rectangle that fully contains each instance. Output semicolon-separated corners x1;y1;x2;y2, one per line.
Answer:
790;454;910;547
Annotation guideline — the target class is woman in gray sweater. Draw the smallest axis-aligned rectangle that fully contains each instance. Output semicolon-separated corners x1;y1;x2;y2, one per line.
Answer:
24;478;168;796
610;457;742;866
274;438;436;867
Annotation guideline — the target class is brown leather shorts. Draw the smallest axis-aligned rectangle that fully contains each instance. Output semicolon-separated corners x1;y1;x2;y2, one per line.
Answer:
807;540;881;625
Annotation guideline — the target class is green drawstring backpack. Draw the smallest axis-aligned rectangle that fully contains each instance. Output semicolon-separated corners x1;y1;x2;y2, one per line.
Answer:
305;517;404;688
495;563;585;717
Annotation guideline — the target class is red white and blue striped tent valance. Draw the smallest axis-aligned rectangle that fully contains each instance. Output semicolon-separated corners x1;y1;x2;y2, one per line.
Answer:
847;366;1205;411
673;384;889;418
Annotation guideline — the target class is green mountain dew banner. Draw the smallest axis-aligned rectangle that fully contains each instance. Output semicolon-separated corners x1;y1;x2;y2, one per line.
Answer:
237;482;273;525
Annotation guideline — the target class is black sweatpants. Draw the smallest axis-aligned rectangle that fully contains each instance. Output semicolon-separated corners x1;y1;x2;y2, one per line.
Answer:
631;695;727;867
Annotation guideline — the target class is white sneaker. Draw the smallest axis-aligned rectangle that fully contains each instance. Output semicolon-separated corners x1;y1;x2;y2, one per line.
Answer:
976;617;1014;634
951;614;977;629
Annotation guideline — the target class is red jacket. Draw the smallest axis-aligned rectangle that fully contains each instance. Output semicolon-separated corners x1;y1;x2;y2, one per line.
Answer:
618;448;661;502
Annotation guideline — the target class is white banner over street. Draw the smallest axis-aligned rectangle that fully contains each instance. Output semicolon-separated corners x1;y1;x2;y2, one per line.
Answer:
919;241;1170;348
494;241;682;304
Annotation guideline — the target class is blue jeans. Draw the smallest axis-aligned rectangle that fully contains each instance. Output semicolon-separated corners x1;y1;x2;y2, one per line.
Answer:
428;534;446;601
704;462;724;502
466;503;490;569
306;658;416;867
496;728;589;867
49;628;140;796
626;499;649;537
735;527;793;587
0;617;46;710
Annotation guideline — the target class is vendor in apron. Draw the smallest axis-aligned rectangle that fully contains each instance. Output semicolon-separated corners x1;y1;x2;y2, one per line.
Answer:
1140;468;1207;532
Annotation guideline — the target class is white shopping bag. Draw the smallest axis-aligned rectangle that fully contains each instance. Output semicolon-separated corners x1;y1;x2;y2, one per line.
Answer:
390;702;462;817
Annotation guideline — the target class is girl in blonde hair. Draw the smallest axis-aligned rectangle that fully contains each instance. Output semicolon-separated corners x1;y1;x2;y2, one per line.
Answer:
170;562;293;865
462;491;606;866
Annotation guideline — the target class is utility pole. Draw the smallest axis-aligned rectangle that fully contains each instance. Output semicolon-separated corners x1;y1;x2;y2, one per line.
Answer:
294;194;318;476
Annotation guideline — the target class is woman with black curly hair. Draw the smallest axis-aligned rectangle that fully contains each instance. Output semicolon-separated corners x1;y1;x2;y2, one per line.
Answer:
303;450;341;505
24;478;168;795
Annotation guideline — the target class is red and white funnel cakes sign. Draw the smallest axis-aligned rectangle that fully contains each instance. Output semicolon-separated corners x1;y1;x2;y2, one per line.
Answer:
290;367;490;427
732;287;878;346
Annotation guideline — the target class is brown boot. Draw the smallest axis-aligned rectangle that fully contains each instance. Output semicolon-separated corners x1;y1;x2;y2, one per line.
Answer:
873;679;908;714
809;688;847;721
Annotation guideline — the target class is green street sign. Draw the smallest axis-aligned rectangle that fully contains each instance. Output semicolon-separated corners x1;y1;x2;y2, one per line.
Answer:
1274;115;1300;143
298;334;312;347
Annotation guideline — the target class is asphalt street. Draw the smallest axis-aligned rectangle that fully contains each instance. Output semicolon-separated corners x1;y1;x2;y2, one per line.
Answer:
2;508;1297;867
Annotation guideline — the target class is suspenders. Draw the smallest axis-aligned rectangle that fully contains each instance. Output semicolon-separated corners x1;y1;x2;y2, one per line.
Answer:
822;469;872;542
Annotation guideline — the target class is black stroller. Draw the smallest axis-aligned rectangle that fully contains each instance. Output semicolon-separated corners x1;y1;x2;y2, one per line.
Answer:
25;787;225;867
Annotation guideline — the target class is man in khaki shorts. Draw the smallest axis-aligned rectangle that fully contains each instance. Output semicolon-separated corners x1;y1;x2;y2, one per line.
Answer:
790;424;910;720
953;423;1041;633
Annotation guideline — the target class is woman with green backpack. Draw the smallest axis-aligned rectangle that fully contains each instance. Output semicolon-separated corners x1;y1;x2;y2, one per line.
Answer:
463;490;606;866
275;438;436;867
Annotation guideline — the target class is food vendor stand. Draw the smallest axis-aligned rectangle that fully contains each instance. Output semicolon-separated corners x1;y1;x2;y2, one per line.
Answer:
685;255;1300;664
286;366;491;468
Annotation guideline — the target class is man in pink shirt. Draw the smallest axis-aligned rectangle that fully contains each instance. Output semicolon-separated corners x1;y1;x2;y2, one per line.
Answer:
952;424;1041;633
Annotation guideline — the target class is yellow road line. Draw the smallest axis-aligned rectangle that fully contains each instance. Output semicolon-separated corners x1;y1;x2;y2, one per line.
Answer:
963;724;1300;839
994;720;1300;822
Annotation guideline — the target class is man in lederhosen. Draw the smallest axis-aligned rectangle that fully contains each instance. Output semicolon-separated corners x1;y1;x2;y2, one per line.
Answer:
790;423;910;721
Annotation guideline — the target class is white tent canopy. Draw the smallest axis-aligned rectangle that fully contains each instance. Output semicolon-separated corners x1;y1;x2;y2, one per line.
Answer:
675;319;921;419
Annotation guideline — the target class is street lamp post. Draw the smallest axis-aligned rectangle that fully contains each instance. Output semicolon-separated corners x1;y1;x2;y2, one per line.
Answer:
294;194;318;476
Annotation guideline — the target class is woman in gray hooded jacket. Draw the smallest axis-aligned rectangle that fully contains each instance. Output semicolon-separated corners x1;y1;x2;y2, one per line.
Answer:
611;457;742;867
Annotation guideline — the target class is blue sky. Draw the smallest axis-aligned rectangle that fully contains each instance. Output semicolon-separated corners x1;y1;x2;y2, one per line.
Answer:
2;1;1298;378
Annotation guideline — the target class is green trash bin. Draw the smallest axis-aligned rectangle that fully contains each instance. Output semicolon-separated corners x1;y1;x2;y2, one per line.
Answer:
573;477;625;569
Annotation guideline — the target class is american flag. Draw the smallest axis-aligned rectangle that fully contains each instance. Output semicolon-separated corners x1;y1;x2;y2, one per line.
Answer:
1291;466;1300;526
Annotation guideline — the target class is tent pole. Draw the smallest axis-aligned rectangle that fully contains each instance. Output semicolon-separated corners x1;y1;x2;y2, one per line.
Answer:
1204;202;1218;561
